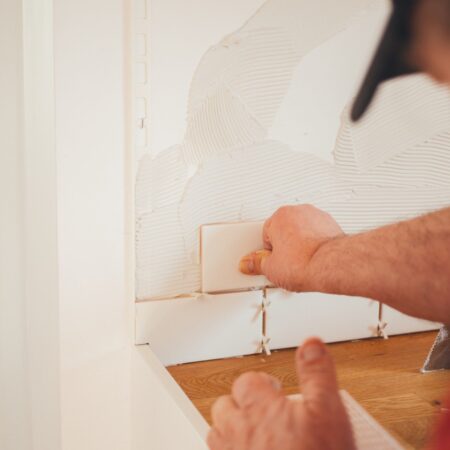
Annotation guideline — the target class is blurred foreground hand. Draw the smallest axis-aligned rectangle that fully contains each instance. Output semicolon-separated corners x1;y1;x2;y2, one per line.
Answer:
207;338;355;450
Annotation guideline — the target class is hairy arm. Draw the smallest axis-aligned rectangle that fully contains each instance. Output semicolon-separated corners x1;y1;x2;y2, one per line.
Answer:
240;205;450;323
306;208;450;321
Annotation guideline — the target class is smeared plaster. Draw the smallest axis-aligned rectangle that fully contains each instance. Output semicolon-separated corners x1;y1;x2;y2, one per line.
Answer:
180;0;379;165
347;76;450;171
136;0;450;300
136;145;187;213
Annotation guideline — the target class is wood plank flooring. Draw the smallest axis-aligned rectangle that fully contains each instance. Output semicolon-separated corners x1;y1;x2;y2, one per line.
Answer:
168;332;450;449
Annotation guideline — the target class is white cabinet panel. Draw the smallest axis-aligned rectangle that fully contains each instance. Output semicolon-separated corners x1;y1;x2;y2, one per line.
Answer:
136;291;263;365
381;305;440;336
266;290;379;350
132;347;209;450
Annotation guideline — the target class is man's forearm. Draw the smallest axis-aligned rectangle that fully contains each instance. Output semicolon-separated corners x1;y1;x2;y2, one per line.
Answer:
305;208;450;323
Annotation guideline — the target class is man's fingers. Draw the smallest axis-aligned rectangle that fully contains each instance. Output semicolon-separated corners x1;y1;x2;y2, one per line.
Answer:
263;218;273;250
239;215;273;275
239;250;272;275
207;428;225;450
232;371;282;409
211;395;238;427
295;338;340;413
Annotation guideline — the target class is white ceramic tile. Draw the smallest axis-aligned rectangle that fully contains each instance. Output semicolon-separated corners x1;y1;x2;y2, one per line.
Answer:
200;222;271;293
381;305;440;336
266;290;379;350
135;291;263;365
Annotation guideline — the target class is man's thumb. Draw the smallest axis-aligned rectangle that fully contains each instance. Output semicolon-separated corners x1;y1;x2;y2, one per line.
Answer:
295;338;340;412
239;249;271;275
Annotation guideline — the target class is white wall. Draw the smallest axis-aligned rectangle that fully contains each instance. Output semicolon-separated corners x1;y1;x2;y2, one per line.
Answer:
53;0;133;448
1;0;62;449
2;0;134;448
0;1;32;449
54;0;130;372
2;0;210;448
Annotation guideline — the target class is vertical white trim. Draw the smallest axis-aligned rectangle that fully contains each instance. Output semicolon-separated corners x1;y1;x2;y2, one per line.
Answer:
22;0;61;448
124;0;136;345
0;0;32;448
53;0;133;446
133;0;151;162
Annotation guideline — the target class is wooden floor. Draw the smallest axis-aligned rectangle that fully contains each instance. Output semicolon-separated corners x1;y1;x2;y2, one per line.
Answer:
168;332;450;449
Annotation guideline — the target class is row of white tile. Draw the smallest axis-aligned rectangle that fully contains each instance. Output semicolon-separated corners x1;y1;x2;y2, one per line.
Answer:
135;290;439;366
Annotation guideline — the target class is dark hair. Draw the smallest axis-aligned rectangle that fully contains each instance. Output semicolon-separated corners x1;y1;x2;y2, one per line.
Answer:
422;0;450;35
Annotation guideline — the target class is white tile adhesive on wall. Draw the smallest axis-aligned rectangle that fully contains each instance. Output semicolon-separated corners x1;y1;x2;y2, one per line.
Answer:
134;0;448;362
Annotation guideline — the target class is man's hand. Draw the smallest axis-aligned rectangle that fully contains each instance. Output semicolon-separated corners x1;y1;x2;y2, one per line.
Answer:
239;205;344;291
207;338;355;450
